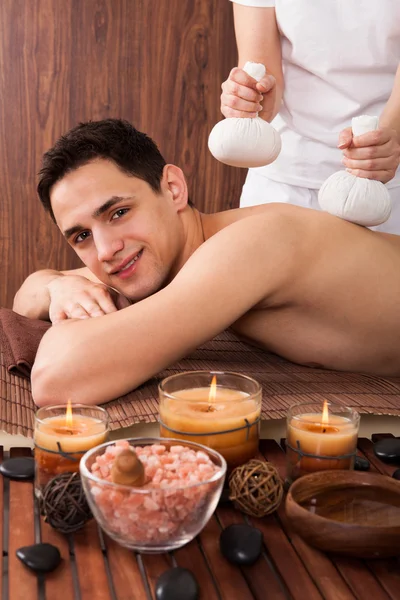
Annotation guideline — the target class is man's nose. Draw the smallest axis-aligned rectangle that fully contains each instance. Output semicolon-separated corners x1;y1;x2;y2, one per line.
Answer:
96;234;124;262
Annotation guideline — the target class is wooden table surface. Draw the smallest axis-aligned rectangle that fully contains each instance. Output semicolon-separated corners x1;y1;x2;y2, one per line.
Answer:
1;434;399;600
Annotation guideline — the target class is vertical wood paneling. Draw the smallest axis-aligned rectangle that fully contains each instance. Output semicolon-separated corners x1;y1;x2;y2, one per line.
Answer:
0;0;245;308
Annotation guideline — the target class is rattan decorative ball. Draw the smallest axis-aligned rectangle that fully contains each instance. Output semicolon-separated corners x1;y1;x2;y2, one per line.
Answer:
228;459;283;517
42;472;92;534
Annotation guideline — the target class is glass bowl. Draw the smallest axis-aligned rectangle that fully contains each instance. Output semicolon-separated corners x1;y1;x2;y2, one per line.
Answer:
80;437;227;553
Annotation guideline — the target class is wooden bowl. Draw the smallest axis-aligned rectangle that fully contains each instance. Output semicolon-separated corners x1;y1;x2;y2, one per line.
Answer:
285;470;400;558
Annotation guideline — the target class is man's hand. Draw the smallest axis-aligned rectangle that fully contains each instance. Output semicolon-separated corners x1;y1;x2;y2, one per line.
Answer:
338;127;400;184
46;275;130;324
221;67;277;122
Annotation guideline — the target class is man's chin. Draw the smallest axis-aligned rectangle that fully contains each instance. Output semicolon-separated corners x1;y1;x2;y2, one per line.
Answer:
116;283;159;305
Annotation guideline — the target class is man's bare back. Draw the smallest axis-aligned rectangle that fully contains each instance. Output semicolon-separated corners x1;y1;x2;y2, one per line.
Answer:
207;203;400;376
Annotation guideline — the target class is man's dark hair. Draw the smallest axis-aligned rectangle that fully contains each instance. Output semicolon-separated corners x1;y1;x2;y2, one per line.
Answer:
37;119;167;222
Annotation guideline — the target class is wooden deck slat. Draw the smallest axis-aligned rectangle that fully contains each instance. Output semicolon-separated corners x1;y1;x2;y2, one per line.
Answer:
40;523;76;600
216;504;289;600
259;440;357;600
197;516;255;600
72;520;113;600
139;552;172;599
333;557;391;600
103;536;150;600
8;447;38;600
355;439;400;599
173;538;220;600
365;559;400;600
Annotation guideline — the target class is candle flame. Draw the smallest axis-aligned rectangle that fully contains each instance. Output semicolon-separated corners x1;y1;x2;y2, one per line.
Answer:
208;375;217;404
321;400;329;425
65;400;74;429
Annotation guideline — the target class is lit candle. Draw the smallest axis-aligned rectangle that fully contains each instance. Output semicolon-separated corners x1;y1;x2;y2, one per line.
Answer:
34;402;109;492
286;401;359;483
159;372;261;468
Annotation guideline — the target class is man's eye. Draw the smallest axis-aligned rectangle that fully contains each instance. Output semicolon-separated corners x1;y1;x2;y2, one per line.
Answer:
74;231;91;244
112;208;129;220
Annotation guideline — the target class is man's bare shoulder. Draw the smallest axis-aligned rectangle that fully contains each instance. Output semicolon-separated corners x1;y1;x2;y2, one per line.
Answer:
204;203;400;251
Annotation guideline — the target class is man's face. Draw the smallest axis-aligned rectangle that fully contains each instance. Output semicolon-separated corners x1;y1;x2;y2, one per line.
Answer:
51;159;184;300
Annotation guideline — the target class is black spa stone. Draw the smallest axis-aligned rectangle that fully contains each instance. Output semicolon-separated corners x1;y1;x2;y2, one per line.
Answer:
16;543;61;573
155;567;199;600
220;523;263;566
0;457;35;481
373;438;400;464
354;456;370;471
392;468;400;481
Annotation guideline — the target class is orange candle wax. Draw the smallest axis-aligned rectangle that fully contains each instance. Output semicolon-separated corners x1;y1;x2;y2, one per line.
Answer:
34;404;108;489
286;401;359;482
159;382;261;468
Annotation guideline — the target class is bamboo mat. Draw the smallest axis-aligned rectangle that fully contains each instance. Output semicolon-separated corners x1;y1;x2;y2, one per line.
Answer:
1;330;400;437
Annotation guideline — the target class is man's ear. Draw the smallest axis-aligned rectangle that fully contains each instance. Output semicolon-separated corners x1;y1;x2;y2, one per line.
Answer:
162;164;188;212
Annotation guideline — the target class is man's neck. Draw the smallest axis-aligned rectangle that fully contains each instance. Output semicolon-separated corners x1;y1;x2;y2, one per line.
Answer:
167;207;205;283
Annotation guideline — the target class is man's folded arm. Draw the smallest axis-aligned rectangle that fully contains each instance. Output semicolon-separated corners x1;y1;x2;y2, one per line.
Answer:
31;213;301;406
13;267;97;320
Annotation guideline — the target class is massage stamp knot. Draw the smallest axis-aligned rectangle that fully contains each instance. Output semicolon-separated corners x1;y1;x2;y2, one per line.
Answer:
228;459;283;517
42;472;92;534
111;447;146;487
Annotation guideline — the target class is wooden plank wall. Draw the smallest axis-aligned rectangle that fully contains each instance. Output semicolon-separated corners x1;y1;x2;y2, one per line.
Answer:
0;0;246;308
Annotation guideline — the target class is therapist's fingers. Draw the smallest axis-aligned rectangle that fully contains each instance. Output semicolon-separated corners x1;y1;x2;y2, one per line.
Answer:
350;128;394;148
345;167;395;184
338;127;353;149
342;155;399;173
222;77;262;102
256;74;276;94
221;92;262;118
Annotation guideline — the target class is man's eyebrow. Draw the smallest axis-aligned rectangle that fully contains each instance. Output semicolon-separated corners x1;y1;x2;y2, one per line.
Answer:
63;196;134;239
92;195;133;218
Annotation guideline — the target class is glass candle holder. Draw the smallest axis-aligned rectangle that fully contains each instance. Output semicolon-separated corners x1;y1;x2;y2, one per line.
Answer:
286;401;360;485
158;371;261;469
34;404;109;500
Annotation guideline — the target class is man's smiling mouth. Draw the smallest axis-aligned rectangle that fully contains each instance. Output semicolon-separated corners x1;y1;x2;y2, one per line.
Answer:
111;249;143;275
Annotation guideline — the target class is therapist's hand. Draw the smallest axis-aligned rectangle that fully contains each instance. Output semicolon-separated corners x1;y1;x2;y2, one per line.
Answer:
338;126;400;184
46;275;131;325
221;67;277;121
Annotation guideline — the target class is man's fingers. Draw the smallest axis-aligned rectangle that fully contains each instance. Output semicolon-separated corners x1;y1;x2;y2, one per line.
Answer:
93;288;118;315
50;310;68;325
78;300;107;318
65;303;91;320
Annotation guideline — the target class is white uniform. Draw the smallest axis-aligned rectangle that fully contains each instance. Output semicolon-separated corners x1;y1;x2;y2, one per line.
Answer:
231;0;400;234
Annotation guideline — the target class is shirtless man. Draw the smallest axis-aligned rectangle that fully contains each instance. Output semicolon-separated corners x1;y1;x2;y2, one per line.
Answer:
13;119;400;406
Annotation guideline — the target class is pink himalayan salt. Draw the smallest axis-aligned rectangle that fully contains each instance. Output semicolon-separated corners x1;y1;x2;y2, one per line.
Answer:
89;441;221;544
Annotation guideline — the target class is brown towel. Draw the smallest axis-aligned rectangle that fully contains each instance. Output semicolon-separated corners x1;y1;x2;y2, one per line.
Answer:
0;308;51;378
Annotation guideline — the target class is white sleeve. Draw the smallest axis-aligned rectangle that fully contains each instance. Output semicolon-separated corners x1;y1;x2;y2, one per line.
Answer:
229;0;275;6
